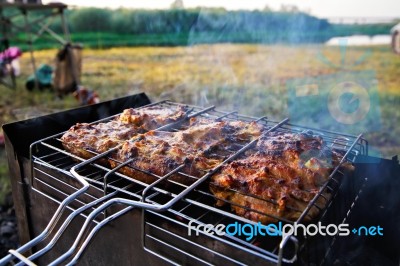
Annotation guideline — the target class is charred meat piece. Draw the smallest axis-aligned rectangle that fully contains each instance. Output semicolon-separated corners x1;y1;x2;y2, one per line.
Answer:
110;119;263;185
117;105;189;131
176;118;263;158
61;105;188;159
61;120;142;160
109;131;219;184
210;131;349;223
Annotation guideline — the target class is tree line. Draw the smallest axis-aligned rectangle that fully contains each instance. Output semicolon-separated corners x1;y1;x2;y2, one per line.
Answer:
2;7;396;49
61;8;333;43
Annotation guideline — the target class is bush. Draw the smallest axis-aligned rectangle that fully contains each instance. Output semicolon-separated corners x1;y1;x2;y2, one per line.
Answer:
69;8;113;32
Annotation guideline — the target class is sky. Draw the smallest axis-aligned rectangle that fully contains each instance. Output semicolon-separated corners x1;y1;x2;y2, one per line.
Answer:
42;0;400;19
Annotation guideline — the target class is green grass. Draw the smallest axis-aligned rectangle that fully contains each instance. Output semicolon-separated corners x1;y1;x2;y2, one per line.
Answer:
13;32;192;50
13;31;337;51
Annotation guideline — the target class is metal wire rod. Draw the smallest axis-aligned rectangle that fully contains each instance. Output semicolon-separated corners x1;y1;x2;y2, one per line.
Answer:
0;167;89;265
66;206;135;265
18;189;121;265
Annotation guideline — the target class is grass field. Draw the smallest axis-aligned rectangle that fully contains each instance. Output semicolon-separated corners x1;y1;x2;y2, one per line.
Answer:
0;44;399;202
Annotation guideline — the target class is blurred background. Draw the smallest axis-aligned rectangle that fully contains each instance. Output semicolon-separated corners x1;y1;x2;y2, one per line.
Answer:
0;0;399;248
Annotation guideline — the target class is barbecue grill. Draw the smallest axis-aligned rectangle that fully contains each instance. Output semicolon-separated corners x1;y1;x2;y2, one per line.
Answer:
1;93;399;265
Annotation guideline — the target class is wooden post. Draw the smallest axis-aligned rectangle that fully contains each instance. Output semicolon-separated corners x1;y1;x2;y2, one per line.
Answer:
22;8;39;90
60;7;80;92
60;7;71;43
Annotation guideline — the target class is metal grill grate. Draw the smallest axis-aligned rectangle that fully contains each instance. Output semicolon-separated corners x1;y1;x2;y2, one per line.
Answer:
0;100;367;266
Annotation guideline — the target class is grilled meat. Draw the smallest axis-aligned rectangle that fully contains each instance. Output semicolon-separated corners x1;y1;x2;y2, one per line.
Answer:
109;118;263;184
61;104;352;224
117;105;189;130
61;121;142;160
210;131;349;223
61;105;188;159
